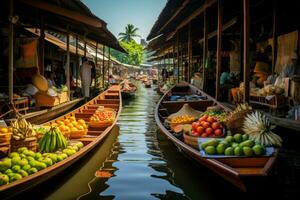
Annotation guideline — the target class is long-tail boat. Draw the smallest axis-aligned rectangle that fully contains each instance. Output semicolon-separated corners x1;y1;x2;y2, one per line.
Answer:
155;83;278;191
0;85;122;199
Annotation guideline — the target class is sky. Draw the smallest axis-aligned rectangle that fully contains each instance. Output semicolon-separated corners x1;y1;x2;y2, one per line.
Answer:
82;0;167;42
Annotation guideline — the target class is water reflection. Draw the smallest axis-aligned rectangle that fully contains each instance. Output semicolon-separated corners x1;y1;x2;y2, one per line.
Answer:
77;82;188;200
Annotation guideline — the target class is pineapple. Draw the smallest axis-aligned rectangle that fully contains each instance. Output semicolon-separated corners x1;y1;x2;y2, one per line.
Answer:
242;111;282;147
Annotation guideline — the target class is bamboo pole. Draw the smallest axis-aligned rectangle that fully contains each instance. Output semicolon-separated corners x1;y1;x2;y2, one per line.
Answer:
102;45;105;87
216;0;223;100
95;42;98;87
39;18;45;75
203;7;208;90
243;0;250;103
66;31;70;100
75;35;78;87
272;0;277;74
8;0;14;102
188;22;192;82
177;32;180;83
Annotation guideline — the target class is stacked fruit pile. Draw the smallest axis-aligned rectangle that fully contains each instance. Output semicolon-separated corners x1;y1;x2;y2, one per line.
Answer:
191;115;223;137
0;127;12;143
90;110;116;124
52;116;87;137
201;133;266;156
38;127;68;153
0;141;83;186
171;115;195;125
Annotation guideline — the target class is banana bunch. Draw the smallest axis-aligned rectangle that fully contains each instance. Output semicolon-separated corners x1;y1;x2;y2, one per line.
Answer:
39;127;68;153
11;117;36;140
234;103;252;113
242;111;282;147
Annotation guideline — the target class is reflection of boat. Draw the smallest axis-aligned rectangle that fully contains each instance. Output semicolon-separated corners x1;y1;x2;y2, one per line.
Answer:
0;85;122;199
155;82;278;192
121;81;137;99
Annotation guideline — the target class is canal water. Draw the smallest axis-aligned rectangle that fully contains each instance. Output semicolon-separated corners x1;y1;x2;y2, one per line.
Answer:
13;82;297;200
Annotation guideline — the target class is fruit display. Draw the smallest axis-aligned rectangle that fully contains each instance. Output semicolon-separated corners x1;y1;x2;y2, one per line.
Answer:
191;115;224;137
171;115;195;125
200;134;269;157
53;116;87;138
0;142;83;186
11;116;36;140
90;110;116;126
242;111;282;147
200;110;228;122
38;127;67;153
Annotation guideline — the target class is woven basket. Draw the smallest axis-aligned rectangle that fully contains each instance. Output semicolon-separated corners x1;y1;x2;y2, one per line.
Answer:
183;133;199;149
11;137;37;152
0;143;10;157
69;130;87;139
226;110;251;132
0;132;12;143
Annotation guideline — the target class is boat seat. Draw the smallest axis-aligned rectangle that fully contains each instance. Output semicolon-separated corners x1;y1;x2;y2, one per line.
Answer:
97;99;119;104
77;136;97;145
87;130;103;136
88;126;108;131
105;93;119;99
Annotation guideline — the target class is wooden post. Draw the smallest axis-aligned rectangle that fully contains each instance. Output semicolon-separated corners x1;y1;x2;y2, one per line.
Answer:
188;22;192;82
8;0;14;102
39;19;45;75
216;0;223;100
108;47;111;82
66;31;70;100
272;0;277;74
203;7;208;90
102;45;105;87
181;40;184;81
75;35;79;87
95;42;98;87
173;41;176;83
177;32;180;83
243;0;250;103
84;40;87;57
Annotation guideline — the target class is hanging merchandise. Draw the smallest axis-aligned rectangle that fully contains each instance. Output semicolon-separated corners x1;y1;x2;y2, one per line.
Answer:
15;38;39;68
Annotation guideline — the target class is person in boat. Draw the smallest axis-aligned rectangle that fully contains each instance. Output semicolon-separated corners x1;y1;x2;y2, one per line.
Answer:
88;60;96;86
80;57;92;99
45;71;56;88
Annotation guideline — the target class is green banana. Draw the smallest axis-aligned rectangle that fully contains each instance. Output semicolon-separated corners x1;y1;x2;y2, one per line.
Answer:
50;131;57;152
56;131;63;149
45;132;52;152
39;136;46;152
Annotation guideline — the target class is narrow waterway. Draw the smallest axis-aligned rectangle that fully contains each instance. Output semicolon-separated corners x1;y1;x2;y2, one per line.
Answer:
13;82;289;200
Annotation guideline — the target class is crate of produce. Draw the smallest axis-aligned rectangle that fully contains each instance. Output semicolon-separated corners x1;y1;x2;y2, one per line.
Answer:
10;137;37;152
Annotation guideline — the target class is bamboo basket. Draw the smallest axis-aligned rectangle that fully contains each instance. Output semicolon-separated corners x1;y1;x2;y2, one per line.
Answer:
69;129;87;139
183;133;199;149
0;142;10;157
10;137;37;152
0;132;12;143
226;110;251;133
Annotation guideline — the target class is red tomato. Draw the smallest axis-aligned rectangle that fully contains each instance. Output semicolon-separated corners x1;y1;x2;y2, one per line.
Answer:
202;122;210;129
201;133;208;137
197;126;204;134
214;129;222;136
191;130;198;136
205;127;213;135
211;122;220;130
199;115;208;122
192;122;198;130
207;116;215;123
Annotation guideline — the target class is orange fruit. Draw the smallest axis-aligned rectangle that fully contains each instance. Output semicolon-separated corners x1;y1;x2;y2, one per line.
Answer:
65;126;71;132
78;119;85;125
72;121;78;126
0;127;8;133
8;127;13;132
67;123;74;128
76;125;84;130
59;125;66;131
71;127;78;132
51;123;58;127
56;120;65;126
69;116;76;122
64;119;70;124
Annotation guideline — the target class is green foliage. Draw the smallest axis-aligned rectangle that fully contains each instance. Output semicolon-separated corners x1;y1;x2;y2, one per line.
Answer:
118;24;141;42
111;40;144;66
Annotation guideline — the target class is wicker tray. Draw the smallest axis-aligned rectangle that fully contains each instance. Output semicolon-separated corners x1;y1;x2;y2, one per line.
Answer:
11;137;37;152
69;129;87;139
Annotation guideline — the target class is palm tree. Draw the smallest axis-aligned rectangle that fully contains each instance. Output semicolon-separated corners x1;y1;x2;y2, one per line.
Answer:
118;24;141;42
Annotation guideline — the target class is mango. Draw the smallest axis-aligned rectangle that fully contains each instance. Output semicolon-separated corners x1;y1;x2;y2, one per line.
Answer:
234;146;243;156
233;134;243;143
0;174;9;186
205;146;216;155
27;167;38;175
240;140;254;148
253;144;265;156
216;143;226;154
243;146;254;157
205;139;219;147
225;136;234;143
224;147;234;156
242;134;249;141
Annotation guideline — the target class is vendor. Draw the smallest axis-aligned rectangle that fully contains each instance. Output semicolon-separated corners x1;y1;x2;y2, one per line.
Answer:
281;52;300;78
45;71;56;88
80;57;92;99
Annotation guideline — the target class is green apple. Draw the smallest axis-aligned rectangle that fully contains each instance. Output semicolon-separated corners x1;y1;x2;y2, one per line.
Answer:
8;152;20;158
27;167;38;175
17;147;28;154
0;174;9;186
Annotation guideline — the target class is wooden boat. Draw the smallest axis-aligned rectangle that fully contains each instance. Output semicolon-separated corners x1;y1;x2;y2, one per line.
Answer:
155;82;278;192
0;85;122;199
121;82;137;99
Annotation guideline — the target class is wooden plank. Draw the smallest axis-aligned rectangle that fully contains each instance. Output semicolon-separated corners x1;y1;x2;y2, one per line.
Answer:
176;32;180;83
8;0;14;102
20;0;103;28
66;31;70;100
243;0;250;103
216;0;223;100
272;0;277;74
203;7;208;90
187;22;192;82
